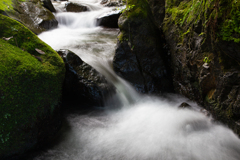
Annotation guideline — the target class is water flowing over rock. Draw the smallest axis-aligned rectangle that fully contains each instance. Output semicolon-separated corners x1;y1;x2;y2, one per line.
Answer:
65;2;88;12
100;0;123;6
58;49;116;107
96;10;121;28
178;102;192;109
110;0;240;136
100;0;109;5
113;0;173;94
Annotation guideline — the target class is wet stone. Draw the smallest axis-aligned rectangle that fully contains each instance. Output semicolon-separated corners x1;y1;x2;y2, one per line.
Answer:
178;102;192;109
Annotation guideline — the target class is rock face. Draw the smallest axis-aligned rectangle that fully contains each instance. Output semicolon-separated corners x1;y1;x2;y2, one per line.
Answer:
65;2;88;12
0;14;65;159
96;10;121;28
160;0;240;135
113;0;173;94
113;0;240;135
1;0;58;34
147;0;165;28
58;49;115;107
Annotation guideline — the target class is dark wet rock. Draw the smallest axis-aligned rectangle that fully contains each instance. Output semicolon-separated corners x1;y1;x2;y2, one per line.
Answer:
178;102;192;109
117;0;240;135
101;0;109;5
42;0;56;12
57;49;115;107
65;2;88;12
105;2;121;7
96;10;121;28
2;0;58;34
147;0;165;28
113;0;173;94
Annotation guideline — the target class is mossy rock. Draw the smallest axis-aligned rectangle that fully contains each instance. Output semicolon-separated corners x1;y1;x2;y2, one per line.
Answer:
0;0;58;34
162;0;240;136
0;14;65;159
113;0;173;94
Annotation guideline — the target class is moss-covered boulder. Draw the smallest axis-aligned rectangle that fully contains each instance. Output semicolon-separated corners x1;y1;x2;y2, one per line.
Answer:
113;0;173;94
0;14;65;159
0;0;58;34
161;0;240;135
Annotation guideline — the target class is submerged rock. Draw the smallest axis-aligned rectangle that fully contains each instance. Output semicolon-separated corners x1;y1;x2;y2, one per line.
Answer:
101;0;109;5
0;14;65;159
105;2;122;7
96;10;121;28
178;102;192;109
57;49;115;107
65;2;88;12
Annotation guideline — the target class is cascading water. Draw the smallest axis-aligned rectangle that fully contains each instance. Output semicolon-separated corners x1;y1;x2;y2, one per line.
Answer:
36;0;240;159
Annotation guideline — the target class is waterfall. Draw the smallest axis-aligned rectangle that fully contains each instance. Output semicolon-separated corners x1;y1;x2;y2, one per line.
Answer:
36;0;240;160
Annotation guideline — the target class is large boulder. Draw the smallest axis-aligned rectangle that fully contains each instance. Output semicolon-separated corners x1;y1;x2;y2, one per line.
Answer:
161;0;240;135
57;49;115;107
0;0;58;34
96;10;121;28
0;14;65;159
113;0;173;94
65;2;88;12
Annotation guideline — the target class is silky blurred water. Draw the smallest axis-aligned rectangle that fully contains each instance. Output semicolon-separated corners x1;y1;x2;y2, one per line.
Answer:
36;0;240;159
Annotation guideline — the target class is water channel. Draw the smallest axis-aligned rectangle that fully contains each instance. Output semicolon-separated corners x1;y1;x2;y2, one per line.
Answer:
33;0;240;159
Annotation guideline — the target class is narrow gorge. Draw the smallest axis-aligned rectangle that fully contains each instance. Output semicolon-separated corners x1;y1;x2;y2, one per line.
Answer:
0;0;240;159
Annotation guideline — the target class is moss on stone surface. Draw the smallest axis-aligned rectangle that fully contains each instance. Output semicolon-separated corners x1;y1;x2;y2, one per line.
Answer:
122;0;150;18
1;0;58;34
164;0;240;43
0;14;65;157
0;0;13;12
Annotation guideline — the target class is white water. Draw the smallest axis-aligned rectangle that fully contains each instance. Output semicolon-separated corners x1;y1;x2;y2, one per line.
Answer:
36;0;240;159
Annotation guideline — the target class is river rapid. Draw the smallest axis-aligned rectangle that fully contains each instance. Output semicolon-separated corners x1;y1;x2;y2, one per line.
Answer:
35;0;240;160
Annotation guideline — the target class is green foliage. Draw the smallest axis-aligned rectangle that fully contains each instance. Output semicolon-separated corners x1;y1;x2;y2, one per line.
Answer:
117;5;135;13
0;14;65;155
120;4;135;13
219;1;240;43
124;0;150;18
165;0;240;43
180;1;201;26
203;57;211;63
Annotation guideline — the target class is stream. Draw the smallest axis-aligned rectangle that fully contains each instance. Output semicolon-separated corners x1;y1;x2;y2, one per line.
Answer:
34;0;240;159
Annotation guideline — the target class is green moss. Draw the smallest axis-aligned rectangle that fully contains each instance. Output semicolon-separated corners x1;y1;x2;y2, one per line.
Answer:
0;0;13;12
122;0;150;18
0;14;65;155
164;0;240;43
219;0;240;43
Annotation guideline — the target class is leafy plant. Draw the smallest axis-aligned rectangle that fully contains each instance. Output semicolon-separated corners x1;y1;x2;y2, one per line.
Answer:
203;57;211;63
117;4;135;13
